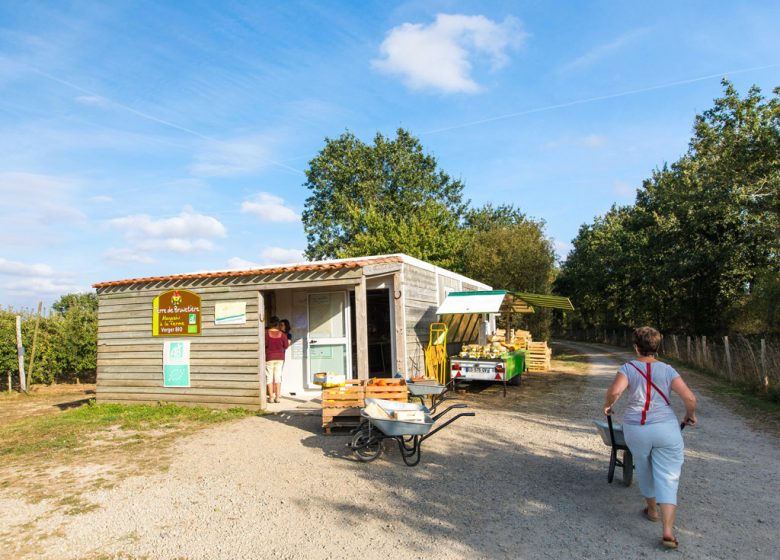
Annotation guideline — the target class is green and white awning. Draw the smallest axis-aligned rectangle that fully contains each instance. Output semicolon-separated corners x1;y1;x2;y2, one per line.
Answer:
436;290;574;315
436;290;574;343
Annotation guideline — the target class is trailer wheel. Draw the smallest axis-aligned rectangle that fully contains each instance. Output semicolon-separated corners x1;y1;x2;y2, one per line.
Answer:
509;374;521;386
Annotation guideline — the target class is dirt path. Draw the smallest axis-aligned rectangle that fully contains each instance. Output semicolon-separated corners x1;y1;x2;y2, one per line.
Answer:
1;344;778;559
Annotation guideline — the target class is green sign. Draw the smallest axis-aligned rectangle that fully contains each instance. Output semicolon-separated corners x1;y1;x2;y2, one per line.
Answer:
163;341;190;387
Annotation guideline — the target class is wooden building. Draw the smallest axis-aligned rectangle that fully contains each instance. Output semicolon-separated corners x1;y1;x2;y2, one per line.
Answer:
93;254;490;410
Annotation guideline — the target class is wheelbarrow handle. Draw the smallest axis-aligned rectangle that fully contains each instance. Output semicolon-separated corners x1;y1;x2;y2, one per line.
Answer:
432;403;468;422
421;412;476;442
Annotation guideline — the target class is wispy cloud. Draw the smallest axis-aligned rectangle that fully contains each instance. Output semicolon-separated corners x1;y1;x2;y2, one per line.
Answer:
107;206;227;258
241;192;299;222
0;171;87;227
561;28;650;72
372;14;525;94
0;258;84;296
613;180;635;198
541;134;606;151
191;135;278;176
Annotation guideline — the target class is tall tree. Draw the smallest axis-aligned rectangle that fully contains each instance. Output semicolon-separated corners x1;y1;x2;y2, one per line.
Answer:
302;128;467;268
461;205;557;338
556;80;780;335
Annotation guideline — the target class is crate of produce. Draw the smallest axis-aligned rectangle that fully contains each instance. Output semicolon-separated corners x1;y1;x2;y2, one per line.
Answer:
365;378;408;402
322;379;365;433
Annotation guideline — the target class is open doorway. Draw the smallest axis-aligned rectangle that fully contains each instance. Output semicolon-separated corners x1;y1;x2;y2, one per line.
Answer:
349;288;393;378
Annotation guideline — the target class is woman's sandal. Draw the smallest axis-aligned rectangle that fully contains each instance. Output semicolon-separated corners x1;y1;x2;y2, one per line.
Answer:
643;507;659;522
662;536;679;549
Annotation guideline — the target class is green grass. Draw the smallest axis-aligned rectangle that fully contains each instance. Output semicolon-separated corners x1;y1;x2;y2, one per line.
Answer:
0;400;256;458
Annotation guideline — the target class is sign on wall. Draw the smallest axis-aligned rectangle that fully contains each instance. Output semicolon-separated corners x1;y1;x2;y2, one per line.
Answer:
214;301;246;325
153;290;201;336
163;341;190;387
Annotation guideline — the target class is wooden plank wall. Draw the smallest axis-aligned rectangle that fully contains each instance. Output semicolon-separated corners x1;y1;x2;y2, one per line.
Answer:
97;284;262;409
95;269;363;409
402;264;439;375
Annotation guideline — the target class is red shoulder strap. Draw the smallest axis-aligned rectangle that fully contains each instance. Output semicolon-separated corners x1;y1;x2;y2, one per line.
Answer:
627;362;670;425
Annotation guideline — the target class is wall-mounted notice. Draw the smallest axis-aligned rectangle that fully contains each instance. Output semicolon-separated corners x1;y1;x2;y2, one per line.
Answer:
215;301;246;325
153;290;201;336
163;341;190;387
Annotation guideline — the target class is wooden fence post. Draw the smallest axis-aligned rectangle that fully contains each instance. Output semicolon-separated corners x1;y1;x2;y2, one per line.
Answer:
724;336;733;380
6;370;11;393
702;336;708;369
671;335;679;358
687;336;692;362
761;339;768;391
26;302;43;389
15;316;26;392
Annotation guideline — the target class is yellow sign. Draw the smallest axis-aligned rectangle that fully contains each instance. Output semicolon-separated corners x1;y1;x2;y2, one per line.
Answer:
153;290;201;336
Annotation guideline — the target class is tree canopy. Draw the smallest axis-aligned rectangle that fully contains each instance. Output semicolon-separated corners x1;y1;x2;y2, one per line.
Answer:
556;80;780;336
302;128;467;269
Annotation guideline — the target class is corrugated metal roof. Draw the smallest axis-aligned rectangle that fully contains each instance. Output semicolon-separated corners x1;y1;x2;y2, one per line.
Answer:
92;255;403;288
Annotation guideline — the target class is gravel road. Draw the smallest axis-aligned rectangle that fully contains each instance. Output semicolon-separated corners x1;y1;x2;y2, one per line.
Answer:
3;342;778;559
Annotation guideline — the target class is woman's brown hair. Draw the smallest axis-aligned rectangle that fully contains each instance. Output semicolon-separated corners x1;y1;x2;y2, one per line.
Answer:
633;326;662;356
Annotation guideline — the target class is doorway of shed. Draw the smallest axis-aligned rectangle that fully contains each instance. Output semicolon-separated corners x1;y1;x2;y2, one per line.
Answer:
349;289;393;378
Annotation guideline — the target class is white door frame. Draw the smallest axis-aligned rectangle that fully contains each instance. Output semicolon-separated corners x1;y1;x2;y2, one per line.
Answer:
305;291;352;390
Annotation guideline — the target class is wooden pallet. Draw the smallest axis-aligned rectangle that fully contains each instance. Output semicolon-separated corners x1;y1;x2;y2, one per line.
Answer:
365;379;408;402
322;380;365;433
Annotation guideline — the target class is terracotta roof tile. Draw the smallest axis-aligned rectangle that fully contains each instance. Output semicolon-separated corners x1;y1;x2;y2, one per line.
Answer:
92;256;403;288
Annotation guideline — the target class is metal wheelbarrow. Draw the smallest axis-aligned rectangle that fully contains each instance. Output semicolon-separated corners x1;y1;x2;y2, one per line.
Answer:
593;414;633;486
348;398;475;467
594;415;687;486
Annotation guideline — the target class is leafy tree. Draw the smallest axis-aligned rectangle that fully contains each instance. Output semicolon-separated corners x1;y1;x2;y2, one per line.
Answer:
302;128;468;268
556;80;779;336
460;207;557;338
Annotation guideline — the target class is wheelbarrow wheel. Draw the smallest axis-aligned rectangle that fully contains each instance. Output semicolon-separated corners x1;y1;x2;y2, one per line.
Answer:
351;430;382;462
607;448;616;483
622;450;633;486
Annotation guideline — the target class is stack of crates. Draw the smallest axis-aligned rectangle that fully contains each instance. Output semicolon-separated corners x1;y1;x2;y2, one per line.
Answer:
527;341;552;372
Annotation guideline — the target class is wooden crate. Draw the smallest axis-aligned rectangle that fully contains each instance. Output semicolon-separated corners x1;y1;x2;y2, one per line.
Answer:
322;379;365;433
527;342;552;372
365;378;408;402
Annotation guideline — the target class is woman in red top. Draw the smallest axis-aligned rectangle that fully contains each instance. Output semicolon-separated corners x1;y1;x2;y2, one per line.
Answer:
265;317;289;403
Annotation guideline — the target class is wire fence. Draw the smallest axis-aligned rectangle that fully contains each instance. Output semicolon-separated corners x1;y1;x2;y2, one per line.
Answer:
566;328;779;396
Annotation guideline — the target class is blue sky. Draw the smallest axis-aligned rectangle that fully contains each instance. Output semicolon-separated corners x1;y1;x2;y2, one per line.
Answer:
1;0;778;308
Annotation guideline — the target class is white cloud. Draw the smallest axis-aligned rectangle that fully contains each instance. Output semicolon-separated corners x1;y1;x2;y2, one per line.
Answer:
103;248;156;264
0;258;84;296
0;258;55;277
108;207;226;257
110;207;226;239
259;247;304;264
226;257;261;270
191;135;275;176
241;192;299;222
372;13;525;93
226;247;305;270
614;181;635;198
0;172;86;224
3;277;85;296
561;28;650;72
